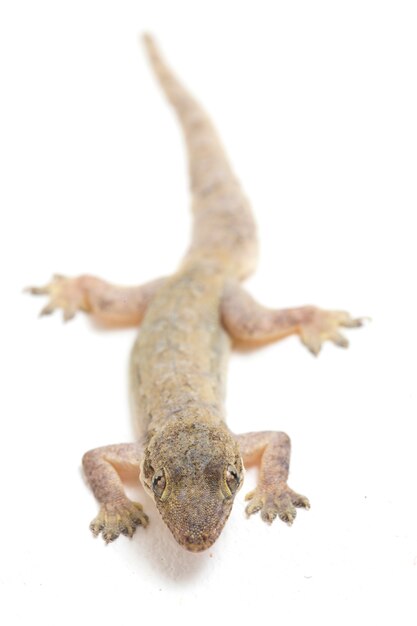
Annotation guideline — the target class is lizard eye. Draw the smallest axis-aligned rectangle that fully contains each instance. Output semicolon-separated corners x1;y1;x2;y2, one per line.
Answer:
224;465;241;497
152;469;167;500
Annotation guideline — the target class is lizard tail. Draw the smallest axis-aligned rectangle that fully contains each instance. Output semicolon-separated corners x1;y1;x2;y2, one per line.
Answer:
143;34;258;279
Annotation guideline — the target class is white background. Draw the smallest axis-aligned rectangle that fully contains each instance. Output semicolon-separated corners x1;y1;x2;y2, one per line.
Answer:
1;1;416;624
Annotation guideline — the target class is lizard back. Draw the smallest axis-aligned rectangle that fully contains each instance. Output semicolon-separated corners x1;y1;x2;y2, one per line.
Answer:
131;260;230;436
130;37;260;435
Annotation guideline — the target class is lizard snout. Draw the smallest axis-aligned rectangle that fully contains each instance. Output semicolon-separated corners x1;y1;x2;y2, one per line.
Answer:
182;531;213;553
162;492;232;552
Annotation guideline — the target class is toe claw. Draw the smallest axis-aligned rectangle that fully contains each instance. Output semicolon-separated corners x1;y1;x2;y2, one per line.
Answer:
340;315;370;328
63;309;76;322
244;490;255;502
301;333;322;356
25;285;48;295
261;508;278;524
294;496;310;509
90;520;103;536
330;331;349;348
245;494;264;516
279;508;296;525
40;304;55;316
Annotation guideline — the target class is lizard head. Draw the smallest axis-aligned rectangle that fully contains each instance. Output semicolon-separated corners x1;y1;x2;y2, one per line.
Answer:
141;419;243;552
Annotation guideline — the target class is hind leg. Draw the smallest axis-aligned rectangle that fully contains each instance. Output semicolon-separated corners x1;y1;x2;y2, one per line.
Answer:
221;282;365;355
26;274;165;325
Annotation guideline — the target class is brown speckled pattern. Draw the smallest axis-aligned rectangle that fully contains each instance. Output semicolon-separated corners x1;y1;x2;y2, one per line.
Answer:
29;35;364;551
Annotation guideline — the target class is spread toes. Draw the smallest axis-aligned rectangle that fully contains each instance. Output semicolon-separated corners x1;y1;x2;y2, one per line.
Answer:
25;274;88;321
245;486;310;526
90;499;149;543
300;307;366;356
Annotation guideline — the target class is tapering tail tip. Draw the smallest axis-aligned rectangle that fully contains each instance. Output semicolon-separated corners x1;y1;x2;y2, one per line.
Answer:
142;32;158;61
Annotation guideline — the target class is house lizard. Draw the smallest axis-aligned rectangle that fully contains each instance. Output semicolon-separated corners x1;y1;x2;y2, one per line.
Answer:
28;35;364;552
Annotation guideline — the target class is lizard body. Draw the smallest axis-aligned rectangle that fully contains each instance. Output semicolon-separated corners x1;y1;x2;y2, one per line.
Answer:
29;35;363;552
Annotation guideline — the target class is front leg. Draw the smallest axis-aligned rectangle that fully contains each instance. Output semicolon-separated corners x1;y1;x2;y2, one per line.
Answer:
235;431;310;524
26;274;165;325
221;282;365;355
82;443;148;543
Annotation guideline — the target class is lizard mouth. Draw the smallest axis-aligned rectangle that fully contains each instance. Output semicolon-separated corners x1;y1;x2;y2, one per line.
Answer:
180;529;221;552
175;529;222;552
164;503;233;552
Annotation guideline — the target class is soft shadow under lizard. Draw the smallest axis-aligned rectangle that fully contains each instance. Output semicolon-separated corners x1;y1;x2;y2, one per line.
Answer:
27;35;364;552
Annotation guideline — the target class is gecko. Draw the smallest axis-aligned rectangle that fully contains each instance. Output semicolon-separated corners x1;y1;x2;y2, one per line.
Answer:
28;35;364;553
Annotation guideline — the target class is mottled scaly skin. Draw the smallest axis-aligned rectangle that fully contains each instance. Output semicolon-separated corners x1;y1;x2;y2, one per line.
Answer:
131;262;229;434
28;35;364;552
131;38;257;549
143;35;259;281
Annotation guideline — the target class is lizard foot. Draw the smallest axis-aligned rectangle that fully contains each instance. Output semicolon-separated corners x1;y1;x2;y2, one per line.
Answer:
300;307;366;356
25;274;89;321
245;484;310;525
89;499;149;543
